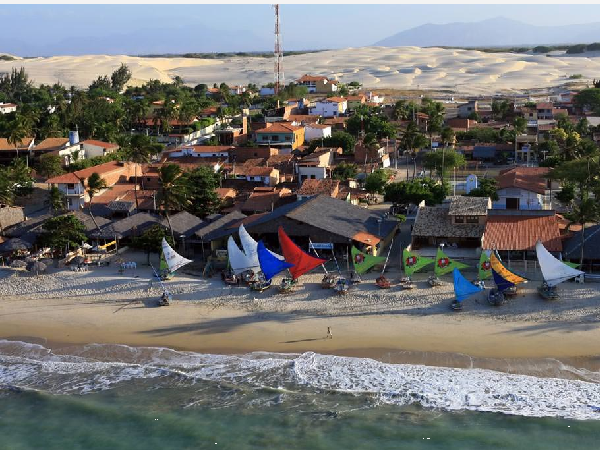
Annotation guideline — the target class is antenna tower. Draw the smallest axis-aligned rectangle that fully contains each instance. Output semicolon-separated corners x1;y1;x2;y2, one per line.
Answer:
273;4;284;95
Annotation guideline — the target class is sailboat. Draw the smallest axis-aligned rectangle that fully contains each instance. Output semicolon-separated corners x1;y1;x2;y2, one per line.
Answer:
159;238;192;280
227;236;260;277
536;241;584;300
488;251;527;305
451;268;484;311
254;241;294;291
278;227;326;293
429;247;468;286
401;248;434;289
376;239;394;289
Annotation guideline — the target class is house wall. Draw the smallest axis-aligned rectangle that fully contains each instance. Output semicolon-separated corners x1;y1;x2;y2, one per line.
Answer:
0;205;25;230
305;125;332;142
230;147;277;163
298;166;328;180
494;188;548;210
309;101;346;118
82;143;119;158
315;80;338;94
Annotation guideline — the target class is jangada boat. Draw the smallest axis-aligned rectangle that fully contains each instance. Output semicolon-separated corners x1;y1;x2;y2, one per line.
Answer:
487;288;506;306
279;277;297;293
158;291;171;307
427;275;443;287
452;268;483;311
321;274;338;289
277;227;325;293
490;251;527;304
376;275;391;289
535;241;584;301
334;278;350;295
250;278;272;292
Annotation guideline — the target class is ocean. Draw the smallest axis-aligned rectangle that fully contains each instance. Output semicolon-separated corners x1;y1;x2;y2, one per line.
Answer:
1;339;600;449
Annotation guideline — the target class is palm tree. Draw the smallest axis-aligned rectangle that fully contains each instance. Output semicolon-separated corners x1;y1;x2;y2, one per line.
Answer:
400;122;429;179
7;115;30;160
566;198;600;270
158;164;190;240
125;135;163;209
86;172;107;231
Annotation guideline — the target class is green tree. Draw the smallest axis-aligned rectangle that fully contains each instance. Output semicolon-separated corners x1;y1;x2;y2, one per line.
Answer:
565;198;600;268
185;166;221;218
422;149;466;182
573;88;600;114
466;177;499;201
131;224;174;265
308;131;356;153
158;164;190;240
440;126;455;148
36;154;64;179
7;157;33;198
364;169;392;196
38;214;87;255
122;134;163;209
332;162;358;180
86;172;107;229
384;178;448;206
110;63;132;91
7;114;31;159
48;185;66;213
399;122;429;178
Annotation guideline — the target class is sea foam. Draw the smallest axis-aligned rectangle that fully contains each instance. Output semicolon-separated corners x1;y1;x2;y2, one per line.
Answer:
1;340;599;420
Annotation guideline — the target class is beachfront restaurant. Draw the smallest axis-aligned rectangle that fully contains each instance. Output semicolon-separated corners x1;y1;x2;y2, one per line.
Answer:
198;194;400;263
481;210;563;274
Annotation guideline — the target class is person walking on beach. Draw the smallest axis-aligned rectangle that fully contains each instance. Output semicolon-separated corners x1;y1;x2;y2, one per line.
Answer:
326;327;333;340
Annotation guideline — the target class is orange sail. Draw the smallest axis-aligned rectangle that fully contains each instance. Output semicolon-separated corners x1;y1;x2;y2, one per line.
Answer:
278;227;326;280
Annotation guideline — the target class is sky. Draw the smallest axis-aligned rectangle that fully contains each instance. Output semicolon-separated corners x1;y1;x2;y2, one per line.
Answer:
3;4;600;55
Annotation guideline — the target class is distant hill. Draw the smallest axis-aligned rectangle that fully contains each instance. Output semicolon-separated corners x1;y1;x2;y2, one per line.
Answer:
374;17;600;48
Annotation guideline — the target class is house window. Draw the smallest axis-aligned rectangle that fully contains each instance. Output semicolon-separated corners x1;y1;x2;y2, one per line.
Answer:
285;135;291;141
301;175;307;181
310;175;316;179
465;216;479;224
67;183;75;190
454;215;464;224
506;198;520;209
271;135;279;141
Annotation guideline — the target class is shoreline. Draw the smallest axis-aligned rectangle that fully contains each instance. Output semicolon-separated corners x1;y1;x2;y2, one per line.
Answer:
2;262;600;379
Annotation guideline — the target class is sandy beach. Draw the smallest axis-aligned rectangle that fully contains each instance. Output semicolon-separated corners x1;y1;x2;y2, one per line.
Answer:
1;47;599;95
1;260;600;368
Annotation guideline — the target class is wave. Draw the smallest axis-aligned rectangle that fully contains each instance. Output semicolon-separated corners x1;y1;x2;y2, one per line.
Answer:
1;340;600;420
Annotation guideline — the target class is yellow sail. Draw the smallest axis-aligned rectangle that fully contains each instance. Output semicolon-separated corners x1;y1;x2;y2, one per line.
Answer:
490;252;527;285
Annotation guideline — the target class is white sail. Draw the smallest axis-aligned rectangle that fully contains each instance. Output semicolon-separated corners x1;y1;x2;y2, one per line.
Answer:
536;241;584;287
238;224;260;268
161;238;193;273
239;223;286;261
227;236;260;275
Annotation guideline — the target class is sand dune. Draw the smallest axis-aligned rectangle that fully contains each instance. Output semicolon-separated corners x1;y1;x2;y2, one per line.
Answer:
1;47;599;94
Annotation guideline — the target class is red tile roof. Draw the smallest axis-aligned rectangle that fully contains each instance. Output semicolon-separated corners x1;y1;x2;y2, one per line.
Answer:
296;74;328;82
537;102;553;109
45;172;80;184
33;137;70;151
245;166;276;176
496;167;549;195
255;123;302;133
81;140;120;149
322;97;346;103
483;214;562;251
297;179;340;197
0;137;34;151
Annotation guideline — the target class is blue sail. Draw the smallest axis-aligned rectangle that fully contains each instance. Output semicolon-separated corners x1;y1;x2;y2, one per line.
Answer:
257;241;294;280
453;268;483;302
492;268;515;292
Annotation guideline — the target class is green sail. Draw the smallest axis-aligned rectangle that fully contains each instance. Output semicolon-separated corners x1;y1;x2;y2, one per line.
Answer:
434;247;469;276
351;246;386;274
402;248;434;277
478;250;492;280
159;251;172;279
564;261;580;269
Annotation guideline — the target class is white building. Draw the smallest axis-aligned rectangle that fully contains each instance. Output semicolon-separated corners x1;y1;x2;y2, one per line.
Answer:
0;102;17;114
309;98;348;118
80;140;120;158
304;124;332;142
166;145;232;158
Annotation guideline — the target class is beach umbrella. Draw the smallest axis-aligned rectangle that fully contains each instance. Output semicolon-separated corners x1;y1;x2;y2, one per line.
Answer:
26;261;47;275
0;238;32;253
10;260;27;268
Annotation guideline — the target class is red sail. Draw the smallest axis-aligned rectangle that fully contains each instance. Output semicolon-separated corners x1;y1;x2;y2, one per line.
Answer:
278;227;326;280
